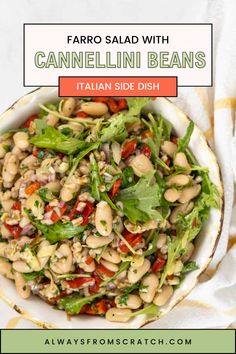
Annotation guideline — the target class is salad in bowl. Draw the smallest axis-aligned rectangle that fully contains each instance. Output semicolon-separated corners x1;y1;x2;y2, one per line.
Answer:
0;94;222;326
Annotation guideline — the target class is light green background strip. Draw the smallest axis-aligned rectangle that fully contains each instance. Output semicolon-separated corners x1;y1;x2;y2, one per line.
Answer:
1;329;235;353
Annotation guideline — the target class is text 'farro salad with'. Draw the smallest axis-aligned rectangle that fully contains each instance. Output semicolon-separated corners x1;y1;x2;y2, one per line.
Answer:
0;97;220;322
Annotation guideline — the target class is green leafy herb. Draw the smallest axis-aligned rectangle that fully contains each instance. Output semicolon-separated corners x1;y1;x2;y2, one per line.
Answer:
117;172;163;223
144;231;159;256
126;97;151;116
38;188;55;202
34;118;48;135
177;121;194;152
0;128;28;140
68;142;100;178
38;103;58;118
59;293;104;315
90;153;102;201
129;304;160;318
30;126;87;155
26;211;85;244
102;261;130;286
121;167;134;188
23;271;44;281
182;261;199;273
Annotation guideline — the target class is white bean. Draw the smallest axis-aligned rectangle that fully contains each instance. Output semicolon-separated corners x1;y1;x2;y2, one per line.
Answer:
128;259;151;284
105;308;132;322
129;154;153;177
12;260;32;273
170;202;194;224
79;260;96;273
20;155;38;170
167;174;190;187
95;201;113;236
1;224;12;239
173;260;183;274
101;247;121;264
13;132;29;151
178;184;201;203
60;98;76;117
14;271;31;299
0;258;14;279
0;243;7;257
50;244;73;274
161;141;177;157
100;259;119;272
164;188;181;202
156;234;167;249
46;113;59;126
25;193;44;219
140;273;159;303
81;102;108;117
115;294;142;309
86;235;113;249
1;199;14;212
44;181;61;193
174;152;190;170
182;242;194;262
153;285;173;306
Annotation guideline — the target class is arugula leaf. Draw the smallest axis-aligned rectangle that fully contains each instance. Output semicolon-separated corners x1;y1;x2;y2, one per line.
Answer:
38;103;58;118
26;211;85;244
177;121;194;152
121;167;134;188
0;128;28;140
38;188;55;202
23;271;44;281
182;261;199;273
68;142;100;178
117;172;163;223
30;126;87;155
102;261;130;286
126;97;151;116
59;293;104;315
34;119;48;135
146;137;170;170
129;304;160;318
90;153;101;201
144;231;159;256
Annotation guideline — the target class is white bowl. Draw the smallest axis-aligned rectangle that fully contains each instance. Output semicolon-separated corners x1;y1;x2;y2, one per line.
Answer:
0;88;223;328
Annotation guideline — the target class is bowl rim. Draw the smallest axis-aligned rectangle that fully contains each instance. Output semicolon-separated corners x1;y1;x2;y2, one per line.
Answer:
0;89;224;329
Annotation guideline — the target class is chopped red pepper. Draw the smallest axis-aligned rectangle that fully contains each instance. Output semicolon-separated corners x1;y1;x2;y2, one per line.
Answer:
171;136;178;145
141;130;154;139
79;299;112;316
109;178;122;198
66;277;94;289
4;223;22;239
25;181;41;196
108;98;119;113
45;204;68;223
118;98;128;110
89;272;102;293
96;264;115;278
12;201;21;211
121;139;138;159
49;291;68;302
69;198;94;225
57;152;65;159
85;256;94;265
22;114;38;128
119;230;142;253
76;111;89;118
140;144;152;158
93;97;109;104
152;257;166;272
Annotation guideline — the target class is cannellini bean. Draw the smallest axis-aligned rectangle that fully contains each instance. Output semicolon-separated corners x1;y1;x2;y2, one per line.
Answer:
3;153;19;182
174;152;190;170
46;113;59;126
178;184;201;203
182;242;194;262
86;235;113;249
79;260;96;273
161;141;177;157
0;258;14;279
50;244;73;274
170;202;194;224
140;273;159;303
60;187;74;202
101;247;121;264
12;260;32;273
129;154;153;177
14;271;31;299
105;308;132;322
131;255;144;268
115;294;142;309
60;98;76;117
13;132;29;151
128;259;151;284
0;243;7;257
156;233;167;249
1;224;12;239
20;155;38;170
168;276;180;285
1;199;14;212
81;102;108;117
174;260;183;274
164;188;181;202
44;180;61;193
167;174;190;187
26;193;44;219
153;285;173;306
95;201;113;236
100;259;119;272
